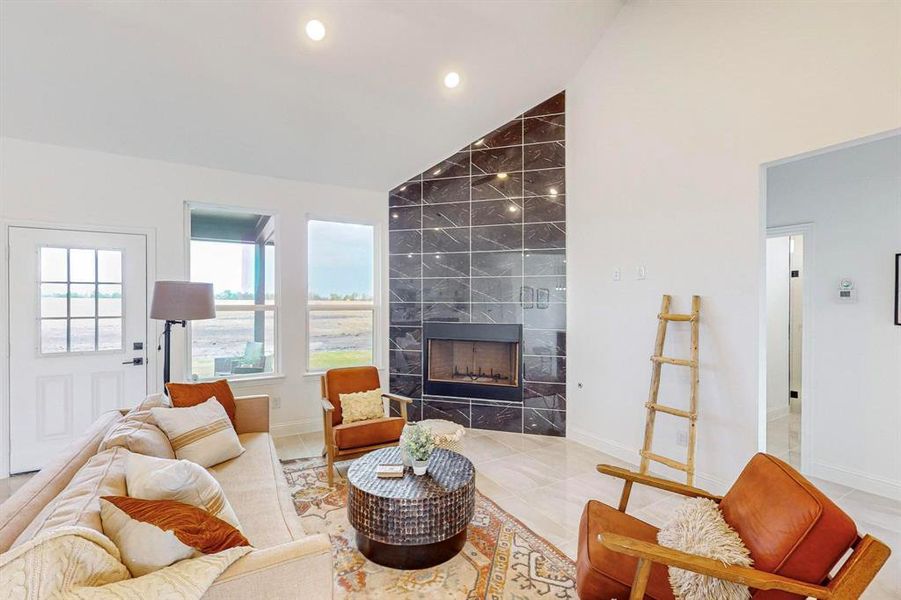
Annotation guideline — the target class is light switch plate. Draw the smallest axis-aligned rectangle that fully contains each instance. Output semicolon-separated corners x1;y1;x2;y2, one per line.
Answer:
637;265;648;280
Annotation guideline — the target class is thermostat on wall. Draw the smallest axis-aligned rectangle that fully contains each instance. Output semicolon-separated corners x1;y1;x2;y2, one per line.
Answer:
838;278;857;303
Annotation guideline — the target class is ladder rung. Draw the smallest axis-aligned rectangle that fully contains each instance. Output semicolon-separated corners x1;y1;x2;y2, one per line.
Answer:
658;312;695;322
651;355;697;367
646;403;695;419
641;451;689;472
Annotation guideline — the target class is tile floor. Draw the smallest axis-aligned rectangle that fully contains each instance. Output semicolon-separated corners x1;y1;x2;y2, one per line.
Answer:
1;429;897;598
767;398;801;469
276;428;900;599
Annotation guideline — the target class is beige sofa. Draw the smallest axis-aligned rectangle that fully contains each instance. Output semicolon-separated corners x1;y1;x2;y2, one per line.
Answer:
0;395;333;599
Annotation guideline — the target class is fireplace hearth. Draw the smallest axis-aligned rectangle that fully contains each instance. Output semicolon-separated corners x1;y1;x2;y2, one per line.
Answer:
423;323;522;402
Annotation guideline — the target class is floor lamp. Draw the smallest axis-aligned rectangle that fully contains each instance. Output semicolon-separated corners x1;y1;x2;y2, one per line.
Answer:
150;281;215;387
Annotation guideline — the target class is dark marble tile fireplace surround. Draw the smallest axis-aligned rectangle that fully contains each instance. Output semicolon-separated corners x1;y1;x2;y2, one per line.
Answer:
388;91;566;436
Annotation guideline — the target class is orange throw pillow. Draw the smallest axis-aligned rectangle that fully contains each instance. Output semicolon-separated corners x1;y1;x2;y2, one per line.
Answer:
100;496;250;576
166;380;237;425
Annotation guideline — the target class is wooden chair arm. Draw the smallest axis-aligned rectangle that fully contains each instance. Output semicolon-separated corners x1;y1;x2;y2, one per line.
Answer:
381;392;413;405
597;532;832;599
597;464;721;511
321;398;335;412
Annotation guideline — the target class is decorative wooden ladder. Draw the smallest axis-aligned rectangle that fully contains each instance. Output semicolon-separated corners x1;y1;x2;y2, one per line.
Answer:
639;294;701;486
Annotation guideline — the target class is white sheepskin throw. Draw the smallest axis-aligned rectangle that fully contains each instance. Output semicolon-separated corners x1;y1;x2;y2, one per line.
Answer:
657;497;753;600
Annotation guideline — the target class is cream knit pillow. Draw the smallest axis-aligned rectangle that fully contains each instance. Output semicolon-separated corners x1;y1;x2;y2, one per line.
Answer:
125;452;242;530
657;497;753;600
339;388;385;424
151;397;244;468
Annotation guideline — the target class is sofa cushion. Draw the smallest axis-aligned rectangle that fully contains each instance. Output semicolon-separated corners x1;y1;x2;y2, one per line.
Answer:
333;417;405;451
208;433;305;549
12;447;128;548
166;380;237;425
720;453;858;595
576;499;675;600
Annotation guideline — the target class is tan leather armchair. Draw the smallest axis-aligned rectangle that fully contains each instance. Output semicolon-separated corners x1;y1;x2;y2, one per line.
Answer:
576;453;891;600
320;366;412;486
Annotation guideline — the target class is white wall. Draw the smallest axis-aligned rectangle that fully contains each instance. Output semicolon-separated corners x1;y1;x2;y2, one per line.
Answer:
565;0;901;491
766;236;790;421
767;134;901;499
0;137;387;475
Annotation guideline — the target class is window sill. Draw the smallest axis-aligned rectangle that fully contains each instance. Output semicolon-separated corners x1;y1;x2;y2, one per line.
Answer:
215;373;287;386
303;366;386;379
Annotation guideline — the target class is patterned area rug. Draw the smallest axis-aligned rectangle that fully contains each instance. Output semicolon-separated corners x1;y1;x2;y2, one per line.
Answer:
281;456;577;599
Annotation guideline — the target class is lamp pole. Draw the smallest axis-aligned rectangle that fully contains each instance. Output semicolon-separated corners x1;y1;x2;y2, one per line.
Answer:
161;319;187;385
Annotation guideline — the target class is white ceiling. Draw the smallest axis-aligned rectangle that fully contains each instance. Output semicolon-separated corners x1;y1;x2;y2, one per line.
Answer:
0;1;622;191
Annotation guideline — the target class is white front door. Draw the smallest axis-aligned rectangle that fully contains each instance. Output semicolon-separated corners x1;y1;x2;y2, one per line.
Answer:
8;227;149;474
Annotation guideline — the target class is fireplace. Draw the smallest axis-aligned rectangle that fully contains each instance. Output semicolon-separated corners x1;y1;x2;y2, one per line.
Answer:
422;323;523;402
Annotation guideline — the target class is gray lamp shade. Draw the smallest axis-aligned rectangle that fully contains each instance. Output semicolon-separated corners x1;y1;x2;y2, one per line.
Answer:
150;281;216;321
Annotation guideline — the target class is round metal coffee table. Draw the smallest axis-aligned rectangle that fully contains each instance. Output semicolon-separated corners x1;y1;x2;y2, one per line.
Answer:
346;447;475;569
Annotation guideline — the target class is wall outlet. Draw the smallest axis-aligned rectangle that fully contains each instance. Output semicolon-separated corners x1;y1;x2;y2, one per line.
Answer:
271;396;281;410
612;268;622;282
637;265;648;280
676;430;688;447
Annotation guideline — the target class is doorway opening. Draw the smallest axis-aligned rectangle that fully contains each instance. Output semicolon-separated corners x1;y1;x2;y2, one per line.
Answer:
766;233;804;469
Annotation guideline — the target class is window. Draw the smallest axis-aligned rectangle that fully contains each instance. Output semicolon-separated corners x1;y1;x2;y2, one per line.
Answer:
307;219;375;372
39;247;123;354
189;207;277;380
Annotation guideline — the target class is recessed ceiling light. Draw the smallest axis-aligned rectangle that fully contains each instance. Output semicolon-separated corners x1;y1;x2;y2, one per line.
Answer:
305;19;326;41
444;72;460;89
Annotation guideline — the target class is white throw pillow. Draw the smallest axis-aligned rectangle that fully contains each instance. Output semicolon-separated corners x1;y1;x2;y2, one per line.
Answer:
657;497;753;600
339;388;385;424
151;397;244;468
125;452;242;530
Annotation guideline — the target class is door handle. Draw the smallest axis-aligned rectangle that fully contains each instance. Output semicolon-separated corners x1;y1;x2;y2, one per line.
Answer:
122;357;144;366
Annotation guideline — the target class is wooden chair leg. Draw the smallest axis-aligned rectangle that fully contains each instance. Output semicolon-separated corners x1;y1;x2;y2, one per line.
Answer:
326;445;336;487
630;557;652;600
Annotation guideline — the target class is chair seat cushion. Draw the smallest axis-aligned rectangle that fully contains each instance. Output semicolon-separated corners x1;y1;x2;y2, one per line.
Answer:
333;417;406;451
576;500;675;600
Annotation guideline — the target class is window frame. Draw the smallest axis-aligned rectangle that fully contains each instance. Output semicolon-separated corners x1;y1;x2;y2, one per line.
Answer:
304;214;382;376
184;202;282;382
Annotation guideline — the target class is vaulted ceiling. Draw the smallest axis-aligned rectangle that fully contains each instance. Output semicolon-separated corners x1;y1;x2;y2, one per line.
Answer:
0;1;622;190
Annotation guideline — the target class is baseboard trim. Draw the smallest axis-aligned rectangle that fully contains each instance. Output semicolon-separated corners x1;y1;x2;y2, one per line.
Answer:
808;461;901;501
270;418;321;438
568;425;728;494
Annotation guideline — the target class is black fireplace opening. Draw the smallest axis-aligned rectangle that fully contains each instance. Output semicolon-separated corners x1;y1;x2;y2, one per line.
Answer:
422;323;523;402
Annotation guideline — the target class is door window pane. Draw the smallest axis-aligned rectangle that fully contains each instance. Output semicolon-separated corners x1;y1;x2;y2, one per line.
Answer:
98;284;122;317
41;319;67;354
70;318;95;352
37;246;126;354
40;284;68;318
191;310;275;380
98;318;123;351
97;250;122;282
308;310;373;371
69;284;96;317
41;248;67;281
69;249;95;282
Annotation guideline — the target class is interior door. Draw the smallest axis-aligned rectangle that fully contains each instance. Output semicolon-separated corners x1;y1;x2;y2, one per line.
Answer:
8;227;148;474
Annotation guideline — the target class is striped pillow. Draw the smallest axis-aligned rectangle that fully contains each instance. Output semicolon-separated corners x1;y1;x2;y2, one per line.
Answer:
151;398;244;468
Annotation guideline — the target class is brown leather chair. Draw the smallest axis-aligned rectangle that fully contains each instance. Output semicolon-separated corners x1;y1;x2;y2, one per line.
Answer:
320;366;412;486
577;453;891;600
